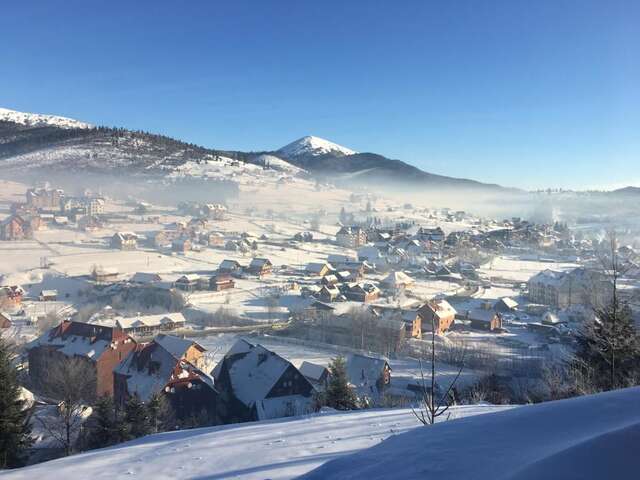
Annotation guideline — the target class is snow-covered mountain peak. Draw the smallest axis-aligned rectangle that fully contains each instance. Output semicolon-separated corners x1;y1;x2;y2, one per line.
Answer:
278;135;357;159
0;107;92;129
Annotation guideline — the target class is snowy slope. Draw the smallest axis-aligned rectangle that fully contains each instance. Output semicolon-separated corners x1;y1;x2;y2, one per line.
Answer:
254;153;306;174
0;107;91;129
278;135;357;159
2;405;509;480
301;387;640;480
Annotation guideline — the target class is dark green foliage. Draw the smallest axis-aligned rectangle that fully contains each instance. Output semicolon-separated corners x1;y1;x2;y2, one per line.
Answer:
124;396;151;439
85;396;128;449
324;356;359;411
0;338;33;468
574;299;640;390
147;394;175;433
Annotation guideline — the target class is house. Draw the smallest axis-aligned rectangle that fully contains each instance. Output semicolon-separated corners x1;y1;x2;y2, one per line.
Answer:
357;245;384;263
495;297;519;313
218;259;243;276
416;226;445;243
248;257;273;276
467;309;503;331
203;231;225;247
92;266;119;283
39;290;58;301
111;232;138;250
370;306;423;339
418;299;457;335
113;335;220;423
26;187;64;211
130;272;163;284
209;274;235;291
27;320;137;399
381;271;415;291
0;214;40;240
172;238;192;253
203;203;227;220
213;339;316;422
0;285;24;307
336;226;367;248
305;262;333;277
299;361;330;391
345;353;391;400
115;312;186;335
293;231;313;242
174;274;202;292
345;283;380;303
317;284;341;303
527;267;610;308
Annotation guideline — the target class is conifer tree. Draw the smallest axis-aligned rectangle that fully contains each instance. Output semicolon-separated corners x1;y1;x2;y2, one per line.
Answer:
124;395;151;439
324;356;359;410
86;396;126;449
146;393;175;433
0;339;33;468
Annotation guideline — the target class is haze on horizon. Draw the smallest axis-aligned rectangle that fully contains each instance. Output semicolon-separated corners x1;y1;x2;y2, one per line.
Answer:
1;0;638;190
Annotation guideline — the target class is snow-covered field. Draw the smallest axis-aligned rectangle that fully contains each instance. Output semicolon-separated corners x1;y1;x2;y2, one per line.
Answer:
302;387;640;480
1;404;511;480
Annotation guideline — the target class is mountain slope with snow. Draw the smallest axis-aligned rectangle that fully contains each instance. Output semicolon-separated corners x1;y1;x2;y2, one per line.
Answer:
2;405;509;480
0;107;91;129
301;387;640;480
278;135;357;160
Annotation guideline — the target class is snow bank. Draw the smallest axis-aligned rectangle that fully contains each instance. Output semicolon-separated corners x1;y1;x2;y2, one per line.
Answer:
300;387;640;480
1;405;508;479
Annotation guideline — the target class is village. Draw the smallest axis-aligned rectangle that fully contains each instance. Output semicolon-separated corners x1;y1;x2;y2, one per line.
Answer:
2;177;640;462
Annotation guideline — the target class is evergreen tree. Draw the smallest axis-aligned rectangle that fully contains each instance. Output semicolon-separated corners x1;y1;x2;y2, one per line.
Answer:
124;396;151;439
324;356;359;410
575;299;640;390
146;394;175;433
0;339;33;468
86;396;126;449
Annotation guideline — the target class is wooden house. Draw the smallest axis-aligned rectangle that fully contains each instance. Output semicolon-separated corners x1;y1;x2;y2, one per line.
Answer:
299;361;330;391
305;262;333;277
0;214;40;240
248;258;273;276
467;309;503;331
114;335;221;423
345;353;391;400
495;297;519;313
345;283;380;303
174;274;201;292
218;259;243;276
111;232;138;250
213;339;316;422
209;274;235;291
39;290;58;301
115;312;186;335
418;299;457;335
28;321;137;399
92;266;119;283
130;272;163;284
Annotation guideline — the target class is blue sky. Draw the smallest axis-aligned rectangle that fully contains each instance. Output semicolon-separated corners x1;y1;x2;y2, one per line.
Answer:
1;0;638;190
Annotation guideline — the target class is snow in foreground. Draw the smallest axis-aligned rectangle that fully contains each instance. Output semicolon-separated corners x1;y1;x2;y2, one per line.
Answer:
301;387;640;480
2;405;508;480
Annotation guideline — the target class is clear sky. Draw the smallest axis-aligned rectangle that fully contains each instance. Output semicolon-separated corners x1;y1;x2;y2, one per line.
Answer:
1;0;638;190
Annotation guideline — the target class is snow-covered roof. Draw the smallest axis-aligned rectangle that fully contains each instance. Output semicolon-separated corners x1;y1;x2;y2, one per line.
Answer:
217;339;295;407
130;272;163;283
299;361;328;382
346;354;390;396
154;333;202;358
116;312;186;330
381;271;415;287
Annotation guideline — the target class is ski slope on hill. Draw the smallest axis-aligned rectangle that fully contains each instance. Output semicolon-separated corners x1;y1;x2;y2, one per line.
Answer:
2;405;509;480
301;387;640;480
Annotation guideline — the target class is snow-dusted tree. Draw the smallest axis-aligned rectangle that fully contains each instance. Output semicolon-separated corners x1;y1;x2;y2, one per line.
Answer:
324;356;359;410
0;338;33;468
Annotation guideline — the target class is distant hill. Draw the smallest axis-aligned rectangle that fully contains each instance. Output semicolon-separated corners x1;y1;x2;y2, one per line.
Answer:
0;108;512;192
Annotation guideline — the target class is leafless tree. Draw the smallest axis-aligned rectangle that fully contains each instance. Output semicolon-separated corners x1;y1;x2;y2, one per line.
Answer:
411;315;465;426
36;357;96;456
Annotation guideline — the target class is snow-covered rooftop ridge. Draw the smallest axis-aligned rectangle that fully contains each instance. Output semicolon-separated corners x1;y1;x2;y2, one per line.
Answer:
278;135;357;158
0;107;92;129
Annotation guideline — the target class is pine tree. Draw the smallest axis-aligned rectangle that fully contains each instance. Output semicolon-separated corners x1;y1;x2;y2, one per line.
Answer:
0;338;33;468
146;394;175;433
575;299;640;390
86;396;126;449
324;356;359;410
124;396;151;439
